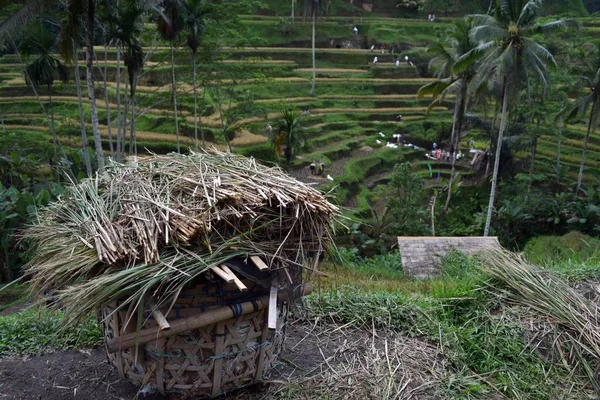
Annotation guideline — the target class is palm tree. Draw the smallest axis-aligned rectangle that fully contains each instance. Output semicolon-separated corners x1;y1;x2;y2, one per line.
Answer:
469;0;573;236
158;0;184;153
63;0;106;171
183;0;213;150
99;7;126;162
418;17;479;212
303;0;323;96
271;109;306;165
114;1;145;157
21;22;68;176
563;41;600;195
72;42;93;178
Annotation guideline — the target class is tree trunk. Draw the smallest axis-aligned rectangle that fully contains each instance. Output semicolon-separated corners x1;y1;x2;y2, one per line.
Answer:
48;88;59;182
527;118;541;195
123;79;129;158
103;44;114;158
193;51;199;151
74;46;92;177
310;11;316;96
116;43;123;162
200;87;208;149
576;100;597;194
444;84;467;212
291;0;295;22
556;123;562;176
86;0;105;172
129;94;136;156
171;42;181;153
484;82;509;237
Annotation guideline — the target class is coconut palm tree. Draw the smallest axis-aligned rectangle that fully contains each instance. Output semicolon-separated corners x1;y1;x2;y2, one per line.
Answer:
21;22;68;175
72;42;93;178
272;109;306;165
183;0;213;150
99;6;126;162
113;1;145;157
418;17;480;212
563;41;600;195
158;0;184;153
62;0;106;171
469;0;574;236
303;0;323;96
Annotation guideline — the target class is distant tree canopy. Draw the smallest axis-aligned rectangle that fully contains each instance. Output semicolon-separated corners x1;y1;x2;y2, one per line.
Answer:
402;0;589;15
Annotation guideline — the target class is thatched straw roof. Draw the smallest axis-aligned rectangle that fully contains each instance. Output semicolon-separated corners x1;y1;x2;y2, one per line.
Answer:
23;151;339;322
397;236;501;278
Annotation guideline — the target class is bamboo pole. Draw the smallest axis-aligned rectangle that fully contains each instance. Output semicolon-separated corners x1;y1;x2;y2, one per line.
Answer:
106;284;311;354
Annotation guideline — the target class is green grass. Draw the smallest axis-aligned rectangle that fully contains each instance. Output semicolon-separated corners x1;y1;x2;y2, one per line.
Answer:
307;250;600;399
0;308;102;356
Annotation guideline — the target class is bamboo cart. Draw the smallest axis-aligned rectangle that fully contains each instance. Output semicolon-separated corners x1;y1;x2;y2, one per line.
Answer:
23;151;338;398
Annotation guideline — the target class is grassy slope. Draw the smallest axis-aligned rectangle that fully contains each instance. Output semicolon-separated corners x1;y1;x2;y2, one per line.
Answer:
0;2;597;219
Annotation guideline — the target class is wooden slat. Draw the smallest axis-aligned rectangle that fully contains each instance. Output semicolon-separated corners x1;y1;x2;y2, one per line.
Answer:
220;265;248;292
149;302;171;331
210;266;233;283
249;256;269;271
268;283;278;330
211;322;225;397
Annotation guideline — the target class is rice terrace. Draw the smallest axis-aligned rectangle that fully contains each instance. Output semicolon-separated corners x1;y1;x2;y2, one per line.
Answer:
3;0;600;399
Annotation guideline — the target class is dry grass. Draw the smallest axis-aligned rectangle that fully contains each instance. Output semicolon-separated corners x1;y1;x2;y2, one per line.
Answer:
230;129;268;146
0;124;49;132
237;321;446;400
482;249;600;392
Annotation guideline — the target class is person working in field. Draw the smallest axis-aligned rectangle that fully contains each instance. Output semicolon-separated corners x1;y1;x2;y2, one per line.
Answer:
309;160;317;175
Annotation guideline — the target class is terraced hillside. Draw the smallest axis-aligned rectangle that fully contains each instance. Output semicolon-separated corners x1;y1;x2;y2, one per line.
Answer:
1;2;599;219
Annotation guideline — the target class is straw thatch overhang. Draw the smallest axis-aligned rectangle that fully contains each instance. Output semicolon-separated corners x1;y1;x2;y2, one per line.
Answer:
397;236;502;278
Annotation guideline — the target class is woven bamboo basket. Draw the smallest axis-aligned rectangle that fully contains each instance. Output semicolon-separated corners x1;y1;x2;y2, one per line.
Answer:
102;273;296;399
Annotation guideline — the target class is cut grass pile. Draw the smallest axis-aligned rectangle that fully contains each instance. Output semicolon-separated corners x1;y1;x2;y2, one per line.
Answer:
22;151;339;325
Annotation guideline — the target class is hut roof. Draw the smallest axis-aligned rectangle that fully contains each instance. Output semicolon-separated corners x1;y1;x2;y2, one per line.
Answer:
397;236;501;278
23;151;339;322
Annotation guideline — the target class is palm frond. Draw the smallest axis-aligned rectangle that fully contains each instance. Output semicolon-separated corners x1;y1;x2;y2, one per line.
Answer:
562;93;595;123
0;0;50;47
524;37;557;72
470;24;507;43
531;19;580;35
516;0;541;29
417;79;452;101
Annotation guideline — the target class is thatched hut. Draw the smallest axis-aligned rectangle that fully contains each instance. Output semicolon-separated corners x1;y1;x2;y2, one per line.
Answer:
23;151;338;398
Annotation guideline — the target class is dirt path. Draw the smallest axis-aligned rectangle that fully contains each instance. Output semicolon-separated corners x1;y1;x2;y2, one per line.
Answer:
0;317;444;400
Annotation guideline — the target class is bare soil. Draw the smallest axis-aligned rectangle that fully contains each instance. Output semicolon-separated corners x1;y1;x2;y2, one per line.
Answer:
0;319;444;400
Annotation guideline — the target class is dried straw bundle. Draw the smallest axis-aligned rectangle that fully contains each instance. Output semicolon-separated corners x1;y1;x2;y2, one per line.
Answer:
23;151;339;323
482;249;600;360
